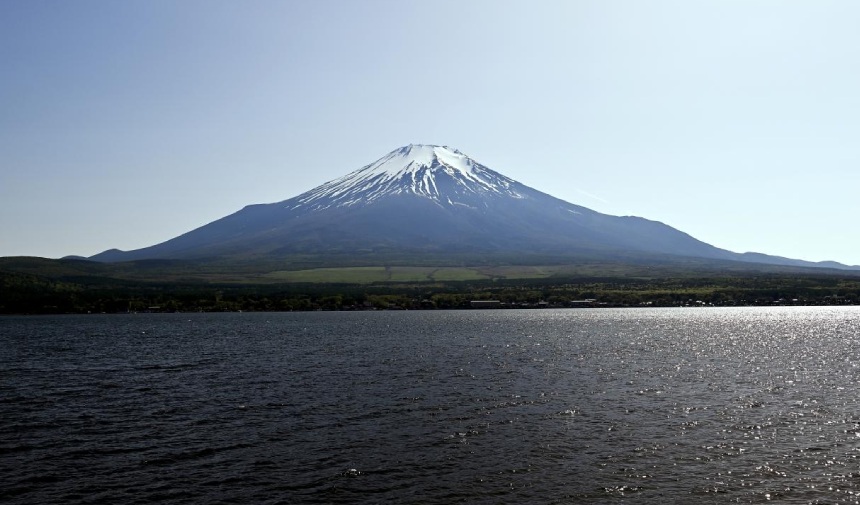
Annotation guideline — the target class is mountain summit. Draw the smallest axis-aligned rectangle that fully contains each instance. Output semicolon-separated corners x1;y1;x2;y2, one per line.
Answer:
89;145;852;269
293;144;524;211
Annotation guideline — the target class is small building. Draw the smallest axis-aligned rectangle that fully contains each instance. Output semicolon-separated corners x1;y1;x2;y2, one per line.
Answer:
569;299;597;307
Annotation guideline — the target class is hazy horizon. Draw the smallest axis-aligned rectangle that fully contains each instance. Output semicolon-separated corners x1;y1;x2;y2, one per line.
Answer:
2;1;859;265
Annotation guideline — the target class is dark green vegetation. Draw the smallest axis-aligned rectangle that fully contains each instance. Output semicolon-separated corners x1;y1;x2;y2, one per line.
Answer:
2;255;858;314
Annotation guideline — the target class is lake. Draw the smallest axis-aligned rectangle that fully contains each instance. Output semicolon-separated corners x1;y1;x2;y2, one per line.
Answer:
2;308;860;503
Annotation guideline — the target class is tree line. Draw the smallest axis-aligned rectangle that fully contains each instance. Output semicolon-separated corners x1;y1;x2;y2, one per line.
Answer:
2;269;858;314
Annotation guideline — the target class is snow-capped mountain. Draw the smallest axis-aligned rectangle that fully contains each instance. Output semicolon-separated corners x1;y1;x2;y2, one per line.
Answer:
292;145;524;211
89;144;851;269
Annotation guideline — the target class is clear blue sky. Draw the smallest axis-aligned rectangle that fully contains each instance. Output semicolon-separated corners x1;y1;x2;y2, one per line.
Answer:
2;0;859;265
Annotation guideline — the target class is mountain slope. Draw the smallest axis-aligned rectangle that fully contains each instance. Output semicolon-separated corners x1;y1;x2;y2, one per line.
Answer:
89;145;855;270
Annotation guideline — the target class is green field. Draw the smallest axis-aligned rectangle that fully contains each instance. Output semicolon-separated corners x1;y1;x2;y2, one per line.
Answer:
259;264;588;283
262;266;489;283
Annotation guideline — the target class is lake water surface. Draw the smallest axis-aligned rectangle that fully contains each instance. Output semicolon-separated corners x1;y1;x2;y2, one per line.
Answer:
3;308;860;503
